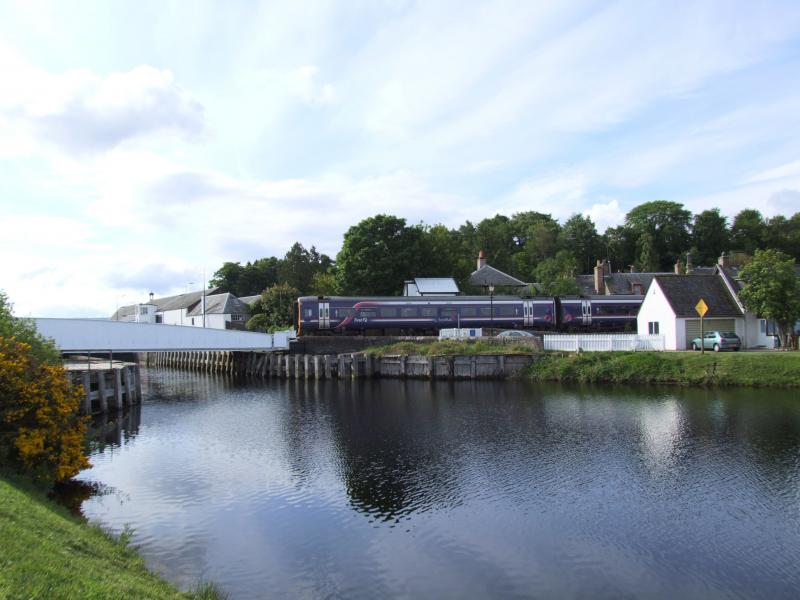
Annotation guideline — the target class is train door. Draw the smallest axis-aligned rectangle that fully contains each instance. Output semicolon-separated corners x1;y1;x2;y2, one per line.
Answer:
319;302;330;329
523;300;535;327
581;299;592;326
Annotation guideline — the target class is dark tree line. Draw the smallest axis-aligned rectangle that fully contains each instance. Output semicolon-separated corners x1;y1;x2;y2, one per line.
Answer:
211;202;800;315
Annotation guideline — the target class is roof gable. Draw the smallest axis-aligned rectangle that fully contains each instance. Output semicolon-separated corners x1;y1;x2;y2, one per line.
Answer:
654;275;742;318
469;265;525;288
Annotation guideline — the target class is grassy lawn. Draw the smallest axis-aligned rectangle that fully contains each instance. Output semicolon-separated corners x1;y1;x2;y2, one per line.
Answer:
364;339;536;356
0;475;224;600
529;351;800;387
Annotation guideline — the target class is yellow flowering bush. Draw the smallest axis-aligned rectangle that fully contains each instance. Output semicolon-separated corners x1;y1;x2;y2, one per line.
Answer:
0;336;90;482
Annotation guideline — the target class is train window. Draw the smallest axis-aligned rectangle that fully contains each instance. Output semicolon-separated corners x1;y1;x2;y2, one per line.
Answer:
303;308;313;318
497;306;516;316
420;307;437;317
440;308;457;319
358;308;377;318
461;307;477;317
400;307;417;318
335;308;354;318
479;307;492;317
379;307;398;317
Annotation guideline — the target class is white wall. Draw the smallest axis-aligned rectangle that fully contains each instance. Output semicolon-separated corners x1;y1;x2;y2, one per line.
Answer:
637;280;679;350
159;308;187;326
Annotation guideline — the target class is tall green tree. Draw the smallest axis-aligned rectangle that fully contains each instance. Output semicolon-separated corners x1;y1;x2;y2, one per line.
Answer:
738;249;800;349
209;261;245;294
624;200;691;270
335;215;423;295
692;208;730;265
636;231;658;272
602;225;637;273
730;209;766;255
277;243;333;294
765;213;800;260
558;214;600;274
532;251;580;296
246;282;300;332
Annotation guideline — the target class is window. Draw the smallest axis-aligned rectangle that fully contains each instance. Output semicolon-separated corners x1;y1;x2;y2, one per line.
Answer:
379;307;398;317
420;307;437;317
648;321;659;334
440;308;457;319
460;307;477;317
400;307;417;318
231;314;245;321
479;307;492;317
139;306;148;315
335;308;355;318
191;318;195;326
497;306;516;316
155;314;162;323
303;308;313;318
359;308;377;318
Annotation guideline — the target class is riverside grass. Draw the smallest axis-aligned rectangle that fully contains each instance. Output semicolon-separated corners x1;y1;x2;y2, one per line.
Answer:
364;339;534;356
0;476;226;600
529;351;800;387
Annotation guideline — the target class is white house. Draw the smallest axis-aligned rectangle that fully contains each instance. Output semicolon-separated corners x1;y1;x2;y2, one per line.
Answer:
185;293;250;330
637;275;745;350
112;288;252;330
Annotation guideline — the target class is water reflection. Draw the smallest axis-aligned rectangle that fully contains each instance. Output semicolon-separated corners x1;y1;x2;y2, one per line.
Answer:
78;371;800;600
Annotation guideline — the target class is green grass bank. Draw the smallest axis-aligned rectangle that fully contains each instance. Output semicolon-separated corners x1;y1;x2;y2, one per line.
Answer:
364;339;535;356
0;475;225;600
529;351;800;387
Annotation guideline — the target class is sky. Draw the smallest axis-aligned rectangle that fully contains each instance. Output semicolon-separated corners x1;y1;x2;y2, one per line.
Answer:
2;0;800;317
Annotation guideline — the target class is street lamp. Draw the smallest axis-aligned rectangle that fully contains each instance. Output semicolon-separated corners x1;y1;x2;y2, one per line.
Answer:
489;284;495;335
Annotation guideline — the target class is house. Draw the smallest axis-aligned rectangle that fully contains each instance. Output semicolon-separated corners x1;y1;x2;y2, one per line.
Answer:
111;287;253;330
576;259;671;296
469;251;527;292
637;274;744;350
402;278;460;296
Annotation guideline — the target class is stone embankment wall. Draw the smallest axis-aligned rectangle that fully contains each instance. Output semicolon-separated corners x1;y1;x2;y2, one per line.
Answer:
290;335;543;355
146;351;537;380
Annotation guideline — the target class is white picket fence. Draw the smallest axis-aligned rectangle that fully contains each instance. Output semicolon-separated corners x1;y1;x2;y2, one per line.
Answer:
439;328;484;340
543;334;665;352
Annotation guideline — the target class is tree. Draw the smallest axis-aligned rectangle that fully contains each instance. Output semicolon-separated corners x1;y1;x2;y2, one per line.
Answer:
0;292;89;483
636;231;658;272
310;271;338;296
335;215;423;295
730;209;766;255
738;249;800;349
692;209;730;265
558;214;600;274
624;200;691;270
209;261;244;294
246;283;300;332
602;225;636;273
532;251;580;296
277;243;333;294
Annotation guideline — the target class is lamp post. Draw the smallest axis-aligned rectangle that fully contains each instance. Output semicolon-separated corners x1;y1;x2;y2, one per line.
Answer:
489;284;495;335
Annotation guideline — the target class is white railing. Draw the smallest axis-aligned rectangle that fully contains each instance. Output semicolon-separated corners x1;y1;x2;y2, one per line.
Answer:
543;334;665;352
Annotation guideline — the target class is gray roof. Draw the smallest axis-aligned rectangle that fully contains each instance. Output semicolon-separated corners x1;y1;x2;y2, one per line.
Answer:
110;287;221;319
469;265;525;288
186;293;250;316
654;275;743;318
414;277;460;294
239;295;262;306
578;272;663;296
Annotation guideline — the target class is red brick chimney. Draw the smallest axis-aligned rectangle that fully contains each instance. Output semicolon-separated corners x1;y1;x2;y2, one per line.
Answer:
477;250;487;270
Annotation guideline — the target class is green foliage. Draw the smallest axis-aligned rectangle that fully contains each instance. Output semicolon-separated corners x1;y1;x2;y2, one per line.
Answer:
602;225;636;273
738;249;800;344
533;251;580;296
310;271;338;296
730;209;766;255
0;292;61;366
246;283;300;332
692;208;730;265
558;214;600;274
277;243;334;293
364;339;535;357
624;200;691;270
335;215;423;295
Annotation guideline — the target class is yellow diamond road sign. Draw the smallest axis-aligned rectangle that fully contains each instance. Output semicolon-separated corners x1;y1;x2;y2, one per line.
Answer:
695;298;708;318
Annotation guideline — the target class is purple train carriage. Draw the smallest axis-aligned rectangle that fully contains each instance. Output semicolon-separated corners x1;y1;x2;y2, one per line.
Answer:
297;294;642;336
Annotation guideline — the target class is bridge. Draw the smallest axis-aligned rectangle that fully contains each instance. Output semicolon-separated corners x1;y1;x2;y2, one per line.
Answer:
33;318;292;354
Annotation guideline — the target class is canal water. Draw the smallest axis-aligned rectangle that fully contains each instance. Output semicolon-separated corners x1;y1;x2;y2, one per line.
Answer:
77;369;800;599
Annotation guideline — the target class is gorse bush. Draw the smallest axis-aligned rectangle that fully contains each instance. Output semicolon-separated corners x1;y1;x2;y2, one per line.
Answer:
0;337;90;482
0;291;89;483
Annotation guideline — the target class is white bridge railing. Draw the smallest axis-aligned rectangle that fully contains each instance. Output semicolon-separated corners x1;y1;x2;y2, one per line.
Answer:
543;334;665;352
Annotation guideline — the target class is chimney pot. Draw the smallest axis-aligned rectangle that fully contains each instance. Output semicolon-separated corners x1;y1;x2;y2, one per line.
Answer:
477;250;487;270
594;260;603;294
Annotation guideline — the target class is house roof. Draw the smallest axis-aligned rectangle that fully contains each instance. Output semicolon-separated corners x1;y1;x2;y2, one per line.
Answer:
110;287;222;319
238;295;262;306
576;272;662;296
413;277;460;294
186;293;250;316
654;275;743;318
469;265;525;288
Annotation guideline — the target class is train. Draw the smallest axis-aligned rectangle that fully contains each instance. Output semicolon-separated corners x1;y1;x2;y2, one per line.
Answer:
296;294;643;336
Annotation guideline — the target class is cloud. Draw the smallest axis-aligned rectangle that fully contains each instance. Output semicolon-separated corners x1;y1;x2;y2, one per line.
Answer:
765;189;800;216
0;47;203;154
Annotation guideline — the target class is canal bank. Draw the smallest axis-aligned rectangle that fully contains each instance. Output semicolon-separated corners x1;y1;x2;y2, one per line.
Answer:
529;351;800;387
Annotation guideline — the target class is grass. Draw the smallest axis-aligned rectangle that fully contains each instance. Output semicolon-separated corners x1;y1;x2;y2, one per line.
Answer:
0;474;227;600
528;351;800;387
363;338;536;357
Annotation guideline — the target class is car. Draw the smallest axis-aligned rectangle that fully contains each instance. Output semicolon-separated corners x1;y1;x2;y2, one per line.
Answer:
496;330;536;338
691;331;741;352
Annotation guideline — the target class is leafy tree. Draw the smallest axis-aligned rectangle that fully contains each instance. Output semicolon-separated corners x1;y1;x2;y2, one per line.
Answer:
730;209;766;255
738;249;800;349
636;231;658;272
0;293;89;483
277;243;333;294
310;271;338;296
602;225;636;273
533;251;580;296
246;283;300;332
335;215;423;295
558;214;600;274
0;292;60;365
209;261;244;293
474;214;515;274
692;208;730;265
765;213;800;260
416;224;465;280
624;200;691;270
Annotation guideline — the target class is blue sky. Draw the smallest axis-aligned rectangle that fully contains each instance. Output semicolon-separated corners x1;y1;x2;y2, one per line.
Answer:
2;0;800;316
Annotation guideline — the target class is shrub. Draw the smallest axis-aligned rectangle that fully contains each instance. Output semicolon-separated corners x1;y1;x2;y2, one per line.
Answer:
0;337;89;482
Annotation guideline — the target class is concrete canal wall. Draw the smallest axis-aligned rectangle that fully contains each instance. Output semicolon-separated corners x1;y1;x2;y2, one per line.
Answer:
145;351;537;380
65;359;142;415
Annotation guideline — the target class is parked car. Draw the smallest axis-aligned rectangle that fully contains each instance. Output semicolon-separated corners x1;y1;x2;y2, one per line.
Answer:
496;330;535;338
691;331;741;352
